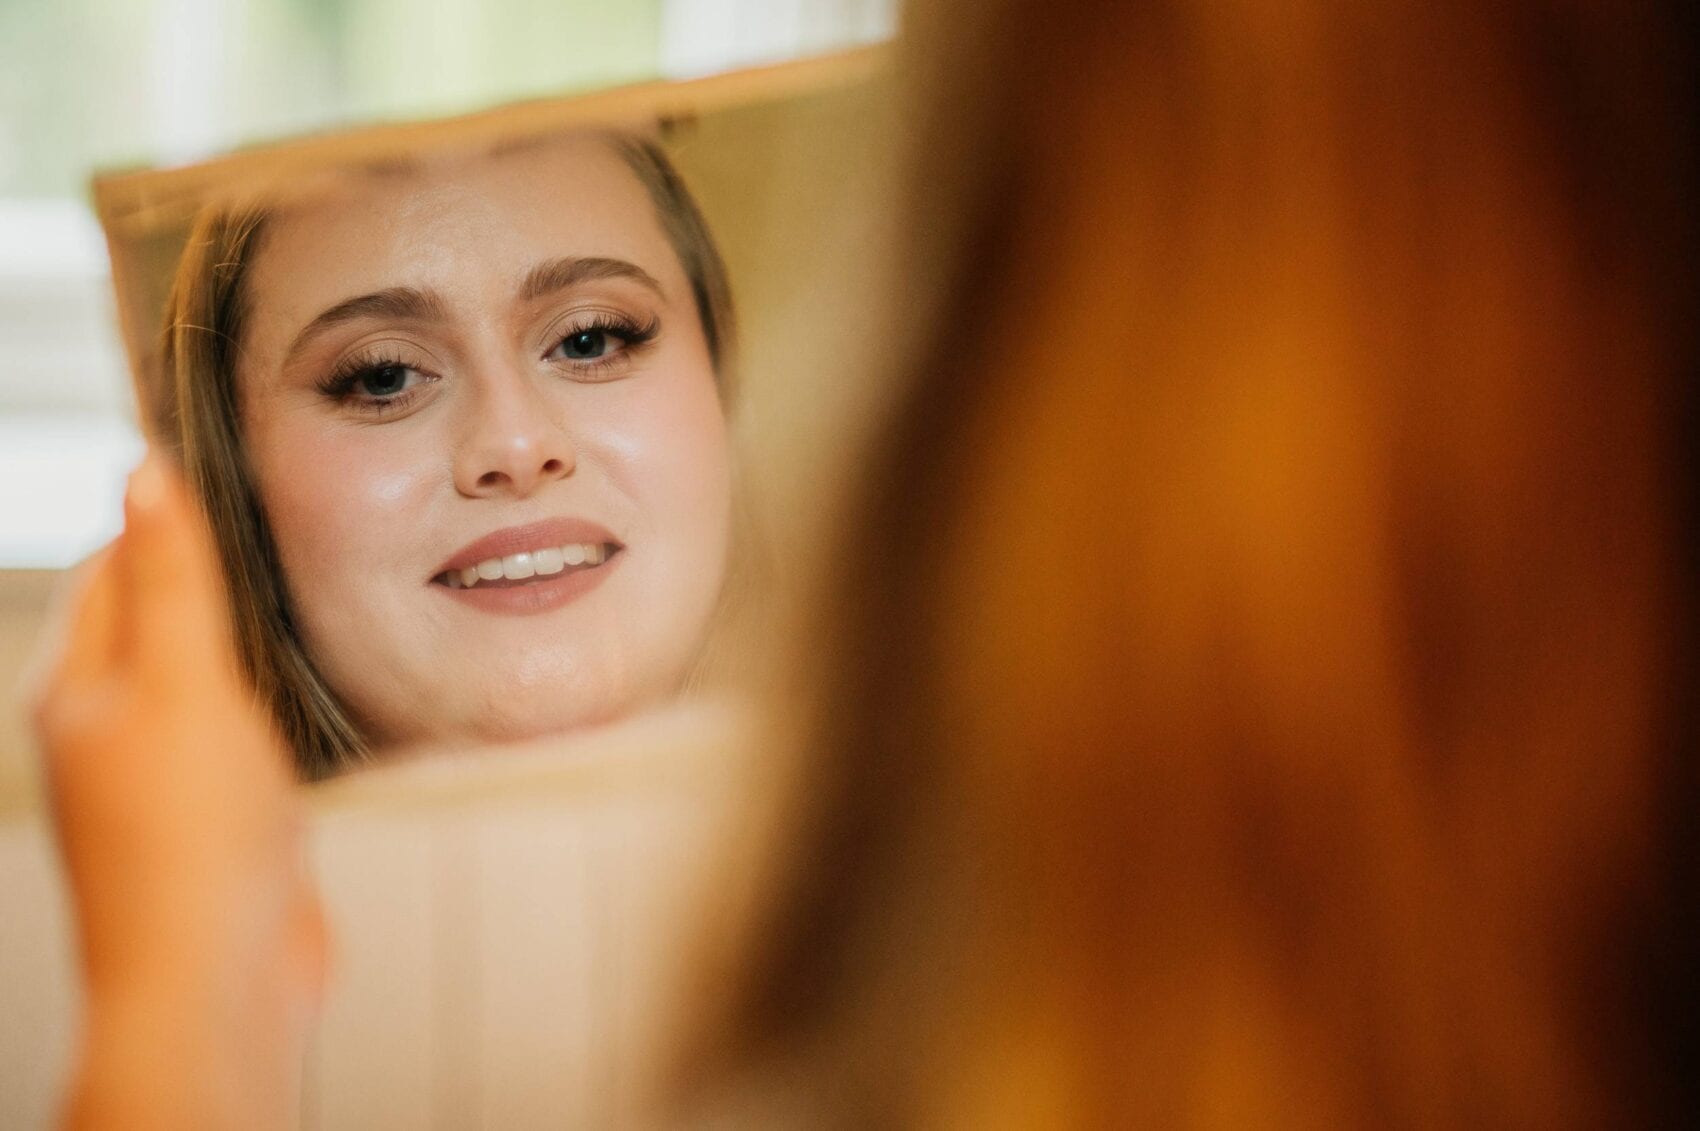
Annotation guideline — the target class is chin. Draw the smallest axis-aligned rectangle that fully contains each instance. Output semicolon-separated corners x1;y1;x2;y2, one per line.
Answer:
460;682;637;748
359;643;693;753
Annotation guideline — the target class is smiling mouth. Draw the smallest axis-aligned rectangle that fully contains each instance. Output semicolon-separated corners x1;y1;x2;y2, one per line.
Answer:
434;542;620;590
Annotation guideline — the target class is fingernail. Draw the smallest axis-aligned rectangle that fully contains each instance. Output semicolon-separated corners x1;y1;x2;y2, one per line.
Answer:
127;452;168;514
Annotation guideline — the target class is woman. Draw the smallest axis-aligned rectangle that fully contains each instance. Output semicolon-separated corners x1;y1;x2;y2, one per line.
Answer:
682;0;1700;1124
33;0;1700;1125
159;130;737;777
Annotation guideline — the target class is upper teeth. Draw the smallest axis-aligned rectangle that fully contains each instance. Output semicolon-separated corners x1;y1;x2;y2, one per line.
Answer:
446;543;608;588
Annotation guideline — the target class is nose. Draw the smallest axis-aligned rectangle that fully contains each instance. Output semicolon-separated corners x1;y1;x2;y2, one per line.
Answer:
452;366;575;499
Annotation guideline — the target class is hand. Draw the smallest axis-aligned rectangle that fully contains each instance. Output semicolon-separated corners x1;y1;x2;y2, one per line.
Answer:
29;454;327;1130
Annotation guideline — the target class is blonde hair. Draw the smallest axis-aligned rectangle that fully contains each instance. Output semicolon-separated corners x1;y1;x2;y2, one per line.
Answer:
157;135;736;779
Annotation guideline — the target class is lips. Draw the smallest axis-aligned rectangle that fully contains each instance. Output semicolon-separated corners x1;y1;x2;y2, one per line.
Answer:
433;518;622;589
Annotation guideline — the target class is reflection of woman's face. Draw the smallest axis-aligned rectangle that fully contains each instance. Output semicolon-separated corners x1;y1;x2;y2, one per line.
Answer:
237;135;732;750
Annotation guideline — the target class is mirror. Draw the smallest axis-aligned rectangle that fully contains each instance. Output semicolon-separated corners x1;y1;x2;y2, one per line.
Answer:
89;49;902;778
4;42;910;1128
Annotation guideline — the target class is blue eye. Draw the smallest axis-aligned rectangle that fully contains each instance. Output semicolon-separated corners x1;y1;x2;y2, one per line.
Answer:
557;329;609;360
316;358;431;413
357;363;413;397
545;314;659;372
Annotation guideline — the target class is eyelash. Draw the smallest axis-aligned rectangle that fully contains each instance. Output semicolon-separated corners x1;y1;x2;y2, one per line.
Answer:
315;312;662;414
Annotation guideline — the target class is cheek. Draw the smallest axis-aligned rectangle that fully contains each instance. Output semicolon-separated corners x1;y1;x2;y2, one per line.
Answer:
246;417;437;601
600;370;732;548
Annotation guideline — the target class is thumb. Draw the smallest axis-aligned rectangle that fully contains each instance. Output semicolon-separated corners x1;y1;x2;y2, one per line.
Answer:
115;452;237;678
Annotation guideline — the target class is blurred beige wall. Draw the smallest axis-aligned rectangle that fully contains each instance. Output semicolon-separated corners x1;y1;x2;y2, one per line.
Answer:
0;572;54;810
1;703;762;1130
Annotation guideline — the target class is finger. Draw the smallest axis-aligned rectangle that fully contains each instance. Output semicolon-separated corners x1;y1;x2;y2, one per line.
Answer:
114;451;234;671
26;551;128;828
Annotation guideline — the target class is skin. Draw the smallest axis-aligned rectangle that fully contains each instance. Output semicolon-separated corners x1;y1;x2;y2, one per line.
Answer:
238;134;732;751
27;138;732;1125
31;459;321;1130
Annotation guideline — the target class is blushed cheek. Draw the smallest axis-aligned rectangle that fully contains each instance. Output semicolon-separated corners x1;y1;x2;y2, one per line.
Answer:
248;426;437;621
619;373;733;548
638;379;735;663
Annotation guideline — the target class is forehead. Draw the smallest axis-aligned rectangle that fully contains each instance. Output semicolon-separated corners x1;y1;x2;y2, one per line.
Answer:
244;133;679;336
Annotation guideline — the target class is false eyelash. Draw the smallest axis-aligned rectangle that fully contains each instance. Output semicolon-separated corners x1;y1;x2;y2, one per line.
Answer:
550;311;662;360
313;312;662;410
314;355;415;401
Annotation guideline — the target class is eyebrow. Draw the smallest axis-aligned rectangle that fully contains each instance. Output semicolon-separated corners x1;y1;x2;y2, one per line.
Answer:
284;286;447;365
284;257;665;367
519;256;665;303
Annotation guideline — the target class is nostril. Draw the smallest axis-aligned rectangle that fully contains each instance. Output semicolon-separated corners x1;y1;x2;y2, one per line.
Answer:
477;470;506;488
541;458;565;475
